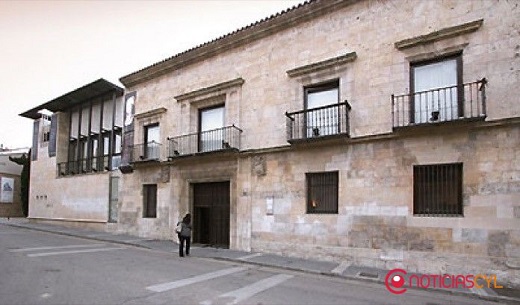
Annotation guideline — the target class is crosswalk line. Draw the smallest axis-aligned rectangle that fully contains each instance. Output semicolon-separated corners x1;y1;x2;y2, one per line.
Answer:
9;244;106;252
331;261;351;274
27;247;124;257
200;274;294;305
146;266;248;293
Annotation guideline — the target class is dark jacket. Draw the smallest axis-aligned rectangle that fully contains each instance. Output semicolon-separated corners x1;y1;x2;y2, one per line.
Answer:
178;222;192;238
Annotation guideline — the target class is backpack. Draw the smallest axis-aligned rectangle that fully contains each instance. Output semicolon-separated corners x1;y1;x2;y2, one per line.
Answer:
175;222;183;234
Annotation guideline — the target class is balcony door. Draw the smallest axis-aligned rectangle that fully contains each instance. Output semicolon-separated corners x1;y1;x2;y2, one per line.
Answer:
305;81;339;137
411;55;462;123
199;105;224;152
145;124;160;160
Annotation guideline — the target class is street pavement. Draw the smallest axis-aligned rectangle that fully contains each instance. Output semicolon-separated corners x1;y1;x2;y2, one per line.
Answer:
1;217;519;304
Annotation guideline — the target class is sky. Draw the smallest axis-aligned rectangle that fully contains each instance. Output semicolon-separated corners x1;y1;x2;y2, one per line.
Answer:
0;0;304;150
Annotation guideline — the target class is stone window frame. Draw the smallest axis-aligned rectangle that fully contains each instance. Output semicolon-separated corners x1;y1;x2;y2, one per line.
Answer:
143;183;157;218
306;171;339;214
286;53;355;130
174;78;243;136
409;52;464;124
134;107;167;160
303;79;341;137
413;162;463;217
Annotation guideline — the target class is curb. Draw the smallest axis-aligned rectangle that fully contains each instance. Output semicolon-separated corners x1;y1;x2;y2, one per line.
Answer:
210;256;520;304
3;221;520;304
2;222;151;250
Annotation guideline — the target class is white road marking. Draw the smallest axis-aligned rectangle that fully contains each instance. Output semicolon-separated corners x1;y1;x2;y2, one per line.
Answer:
237;253;263;261
9;244;106;252
27;247;124;257
146;267;247;293
200;274;294;305
331;261;351;275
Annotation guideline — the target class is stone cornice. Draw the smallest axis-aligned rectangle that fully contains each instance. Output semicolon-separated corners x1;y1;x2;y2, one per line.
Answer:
120;0;360;87
286;52;357;77
174;78;245;102
395;19;484;50
134;107;167;120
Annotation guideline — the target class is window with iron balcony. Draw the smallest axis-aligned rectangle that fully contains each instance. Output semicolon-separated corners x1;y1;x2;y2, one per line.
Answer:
286;80;351;143
392;54;487;129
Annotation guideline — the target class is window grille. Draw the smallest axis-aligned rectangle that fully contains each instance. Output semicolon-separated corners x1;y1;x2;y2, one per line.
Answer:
306;171;338;214
413;163;463;216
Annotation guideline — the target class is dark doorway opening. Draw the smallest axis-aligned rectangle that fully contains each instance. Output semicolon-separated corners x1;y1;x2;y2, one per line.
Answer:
193;181;230;248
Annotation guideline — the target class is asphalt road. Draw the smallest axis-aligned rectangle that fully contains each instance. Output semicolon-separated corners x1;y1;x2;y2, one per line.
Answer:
0;225;510;305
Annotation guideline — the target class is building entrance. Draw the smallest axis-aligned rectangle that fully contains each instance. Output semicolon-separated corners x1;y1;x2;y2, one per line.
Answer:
193;181;230;248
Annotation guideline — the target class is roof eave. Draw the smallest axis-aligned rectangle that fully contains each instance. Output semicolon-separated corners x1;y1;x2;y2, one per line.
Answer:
120;0;360;88
20;78;124;119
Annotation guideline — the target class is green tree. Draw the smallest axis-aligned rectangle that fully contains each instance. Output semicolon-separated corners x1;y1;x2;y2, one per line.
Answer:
9;151;30;217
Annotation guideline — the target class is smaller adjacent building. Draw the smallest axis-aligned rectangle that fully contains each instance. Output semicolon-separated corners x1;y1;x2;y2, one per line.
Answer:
20;79;124;229
0;147;29;217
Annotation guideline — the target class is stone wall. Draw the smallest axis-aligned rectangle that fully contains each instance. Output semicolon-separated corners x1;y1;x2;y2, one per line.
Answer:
28;115;115;224
244;125;520;286
120;0;520;286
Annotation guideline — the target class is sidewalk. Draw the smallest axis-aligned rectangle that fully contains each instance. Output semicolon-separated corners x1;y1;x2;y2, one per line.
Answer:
1;217;519;303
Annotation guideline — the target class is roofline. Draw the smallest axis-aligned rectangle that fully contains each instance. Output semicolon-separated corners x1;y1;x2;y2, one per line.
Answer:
19;78;124;120
120;0;360;87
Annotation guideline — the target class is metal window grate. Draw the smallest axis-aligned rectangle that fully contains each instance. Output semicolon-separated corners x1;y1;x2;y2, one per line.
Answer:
413;163;463;217
307;171;338;214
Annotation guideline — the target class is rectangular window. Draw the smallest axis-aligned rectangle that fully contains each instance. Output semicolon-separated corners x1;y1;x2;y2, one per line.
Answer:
40;114;52;144
143;184;157;218
199;105;225;152
413;163;463;217
306;171;338;214
411;54;462;123
144;124;160;159
305;81;339;137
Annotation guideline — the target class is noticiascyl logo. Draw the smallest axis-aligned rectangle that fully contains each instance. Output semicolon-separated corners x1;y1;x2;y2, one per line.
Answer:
385;269;407;294
385;268;503;294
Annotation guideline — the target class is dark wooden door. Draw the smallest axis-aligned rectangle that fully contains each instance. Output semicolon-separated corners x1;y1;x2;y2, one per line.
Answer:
193;182;230;248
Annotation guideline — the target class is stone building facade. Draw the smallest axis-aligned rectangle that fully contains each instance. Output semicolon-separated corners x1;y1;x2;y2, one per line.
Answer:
19;0;520;287
119;0;520;285
20;79;124;229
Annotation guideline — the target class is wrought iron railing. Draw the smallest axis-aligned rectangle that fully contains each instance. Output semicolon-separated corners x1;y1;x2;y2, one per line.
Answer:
167;125;242;158
131;141;162;162
392;78;487;128
57;156;111;177
285;101;351;142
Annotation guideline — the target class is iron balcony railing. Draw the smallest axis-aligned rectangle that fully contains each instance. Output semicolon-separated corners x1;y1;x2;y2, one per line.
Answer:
57;155;112;177
131;141;162;162
285;101;351;142
392;78;487;128
167;125;242;158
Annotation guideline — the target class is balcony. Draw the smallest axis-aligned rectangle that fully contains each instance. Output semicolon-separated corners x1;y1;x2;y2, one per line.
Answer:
392;78;487;129
167;125;242;158
285;101;351;143
57;156;114;177
130;141;162;163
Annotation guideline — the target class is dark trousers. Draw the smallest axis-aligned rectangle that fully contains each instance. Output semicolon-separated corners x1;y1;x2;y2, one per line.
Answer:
178;234;190;257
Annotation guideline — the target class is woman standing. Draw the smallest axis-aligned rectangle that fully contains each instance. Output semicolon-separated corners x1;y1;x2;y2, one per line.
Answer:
177;213;192;257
